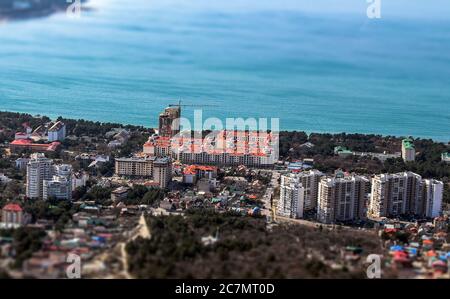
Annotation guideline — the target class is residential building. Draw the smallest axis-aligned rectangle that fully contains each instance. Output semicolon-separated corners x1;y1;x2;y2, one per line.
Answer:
47;121;66;142
422;179;443;218
153;157;172;189
14;132;29;140
71;171;89;190
115;156;172;188
317;174;370;224
182;165;217;185
158;106;181;137
277;174;305;219
442;152;450;163
401;138;415;162
26;153;54;199
334;146;353;157
15;157;30;170
369;172;423;218
171;130;277;167
115;156;155;177
1;203;28;228
290;170;324;211
148;107;277;167
143;135;171;157
43;165;73;200
111;186;130;202
108;129;130;148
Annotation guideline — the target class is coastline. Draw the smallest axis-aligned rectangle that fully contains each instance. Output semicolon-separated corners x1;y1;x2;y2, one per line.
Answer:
0;0;90;22
1;109;448;144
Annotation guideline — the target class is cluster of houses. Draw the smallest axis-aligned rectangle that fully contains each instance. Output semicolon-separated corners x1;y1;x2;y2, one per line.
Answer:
158;165;266;217
380;216;450;278
0;198;146;278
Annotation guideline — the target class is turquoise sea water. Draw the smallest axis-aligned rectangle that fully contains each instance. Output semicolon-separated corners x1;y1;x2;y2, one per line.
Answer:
0;0;449;141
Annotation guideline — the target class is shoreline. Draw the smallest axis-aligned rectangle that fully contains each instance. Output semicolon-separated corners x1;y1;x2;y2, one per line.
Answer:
1;109;448;144
0;0;90;22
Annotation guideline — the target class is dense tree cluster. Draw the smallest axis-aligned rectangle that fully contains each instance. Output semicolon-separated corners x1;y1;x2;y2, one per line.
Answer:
124;185;164;206
22;198;77;231
0;227;47;267
126;209;382;278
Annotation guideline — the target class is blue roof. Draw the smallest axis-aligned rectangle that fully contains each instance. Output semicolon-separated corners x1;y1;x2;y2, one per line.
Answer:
390;245;403;251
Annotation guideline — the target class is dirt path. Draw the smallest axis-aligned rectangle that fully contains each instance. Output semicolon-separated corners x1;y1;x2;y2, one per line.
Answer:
119;213;151;279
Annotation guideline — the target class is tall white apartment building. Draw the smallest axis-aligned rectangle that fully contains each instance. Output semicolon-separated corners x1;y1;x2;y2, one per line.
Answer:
369;172;422;218
317;174;370;224
26;153;54;199
43;165;73;200
293;170;324;211
277;174;305;219
422;179;443;218
401;138;415;162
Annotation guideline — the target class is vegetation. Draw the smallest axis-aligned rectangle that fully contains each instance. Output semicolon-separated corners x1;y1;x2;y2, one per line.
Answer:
124;185;165;206
280;131;449;189
81;186;113;206
11;227;46;267
22;199;77;231
126;209;382;278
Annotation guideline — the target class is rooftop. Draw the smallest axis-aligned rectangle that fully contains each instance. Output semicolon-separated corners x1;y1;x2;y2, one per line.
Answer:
3;203;23;212
402;138;415;150
48;121;65;132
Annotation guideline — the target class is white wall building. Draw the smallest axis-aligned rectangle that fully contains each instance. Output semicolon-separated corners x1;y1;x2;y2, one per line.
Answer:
317;174;370;224
47;121;66;142
369;172;423;218
72;171;89;191
277;174;305;219
422;179;443;218
43;165;73;200
26;153;54;199
292;170;324;211
401;138;416;162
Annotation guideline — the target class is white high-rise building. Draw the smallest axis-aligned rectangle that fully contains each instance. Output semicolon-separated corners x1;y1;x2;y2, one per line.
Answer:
401;138;415;162
422;179;443;218
26;153;53;199
317;174;370;224
43;165;73;200
293;170;324;211
277;174;305;219
369;172;422;218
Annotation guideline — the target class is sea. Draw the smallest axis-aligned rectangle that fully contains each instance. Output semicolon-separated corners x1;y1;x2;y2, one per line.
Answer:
0;0;449;141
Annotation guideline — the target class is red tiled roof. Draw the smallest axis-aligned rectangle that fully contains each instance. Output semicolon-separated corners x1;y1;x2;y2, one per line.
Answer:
183;165;217;175
10;140;60;151
11;139;33;145
3;203;23;212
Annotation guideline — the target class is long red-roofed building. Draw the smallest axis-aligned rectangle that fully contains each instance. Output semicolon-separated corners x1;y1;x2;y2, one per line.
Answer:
9;139;61;153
